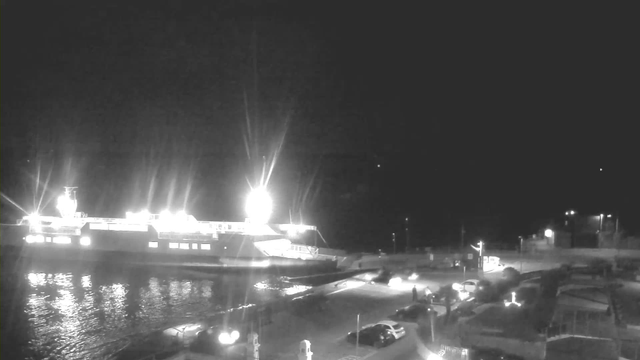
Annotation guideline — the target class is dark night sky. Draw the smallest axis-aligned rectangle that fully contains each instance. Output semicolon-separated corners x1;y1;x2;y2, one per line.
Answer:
2;1;638;249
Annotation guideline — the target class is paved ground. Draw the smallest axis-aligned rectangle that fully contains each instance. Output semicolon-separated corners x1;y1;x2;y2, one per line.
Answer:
257;270;467;360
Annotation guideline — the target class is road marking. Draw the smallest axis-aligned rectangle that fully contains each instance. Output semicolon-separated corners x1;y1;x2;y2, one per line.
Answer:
361;350;378;359
337;350;378;360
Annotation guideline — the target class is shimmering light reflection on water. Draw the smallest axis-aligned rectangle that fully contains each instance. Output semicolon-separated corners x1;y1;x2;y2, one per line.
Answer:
3;257;308;360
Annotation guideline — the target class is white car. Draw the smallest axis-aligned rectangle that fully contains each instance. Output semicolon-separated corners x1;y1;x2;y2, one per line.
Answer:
373;320;406;339
452;279;481;300
460;279;480;293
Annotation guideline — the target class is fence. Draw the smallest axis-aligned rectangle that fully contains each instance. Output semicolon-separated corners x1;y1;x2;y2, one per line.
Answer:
621;339;640;360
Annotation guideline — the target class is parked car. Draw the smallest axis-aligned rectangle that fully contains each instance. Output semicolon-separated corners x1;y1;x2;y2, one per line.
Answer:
373;320;406;339
290;293;328;314
395;303;434;322
346;325;396;348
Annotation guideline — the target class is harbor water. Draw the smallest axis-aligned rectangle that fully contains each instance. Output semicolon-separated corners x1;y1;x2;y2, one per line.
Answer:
0;242;312;360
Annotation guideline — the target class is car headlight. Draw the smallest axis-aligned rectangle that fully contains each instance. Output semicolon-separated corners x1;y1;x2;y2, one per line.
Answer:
218;332;237;345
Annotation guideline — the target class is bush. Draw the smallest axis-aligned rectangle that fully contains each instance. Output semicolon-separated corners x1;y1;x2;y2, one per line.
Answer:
475;280;497;303
502;267;521;286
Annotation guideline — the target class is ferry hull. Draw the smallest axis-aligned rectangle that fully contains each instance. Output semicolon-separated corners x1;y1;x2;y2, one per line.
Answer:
0;224;338;273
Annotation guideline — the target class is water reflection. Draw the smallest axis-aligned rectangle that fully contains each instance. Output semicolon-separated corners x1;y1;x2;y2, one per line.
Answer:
2;257;308;360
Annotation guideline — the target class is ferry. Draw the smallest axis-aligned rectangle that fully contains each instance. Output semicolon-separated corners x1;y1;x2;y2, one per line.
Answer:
0;187;345;272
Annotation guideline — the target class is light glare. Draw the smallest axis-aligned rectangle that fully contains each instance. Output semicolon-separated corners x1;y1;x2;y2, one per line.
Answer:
53;236;71;244
388;277;403;287
80;236;91;246
218;332;236;345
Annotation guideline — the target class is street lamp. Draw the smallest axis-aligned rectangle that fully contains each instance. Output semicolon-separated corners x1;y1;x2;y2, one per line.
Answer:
392;232;397;254
544;229;555;246
504;291;521;307
565;210;576;248
471;241;484;271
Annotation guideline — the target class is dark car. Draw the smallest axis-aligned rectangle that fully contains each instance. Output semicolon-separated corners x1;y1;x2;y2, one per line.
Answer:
395;303;434;322
346;325;396;348
191;325;244;355
290;293;329;314
370;269;394;285
426;285;459;305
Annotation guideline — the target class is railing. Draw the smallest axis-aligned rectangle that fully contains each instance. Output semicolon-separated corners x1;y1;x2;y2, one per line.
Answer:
289;244;319;257
547;310;616;340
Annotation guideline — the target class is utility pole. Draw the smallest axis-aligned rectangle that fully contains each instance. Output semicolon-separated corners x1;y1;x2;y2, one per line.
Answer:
520;236;524;273
405;217;410;253
460;221;465;250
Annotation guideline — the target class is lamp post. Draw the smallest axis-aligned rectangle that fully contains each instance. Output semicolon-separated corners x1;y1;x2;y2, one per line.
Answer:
392;232;396;254
405;217;410;253
599;214;604;232
565;210;576;248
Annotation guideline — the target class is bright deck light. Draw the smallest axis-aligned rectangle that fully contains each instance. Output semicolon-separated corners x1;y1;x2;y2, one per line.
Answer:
544;229;553;238
56;193;77;218
245;187;273;224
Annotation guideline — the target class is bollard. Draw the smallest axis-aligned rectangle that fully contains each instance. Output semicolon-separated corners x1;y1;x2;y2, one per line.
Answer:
246;332;259;360
298;340;312;360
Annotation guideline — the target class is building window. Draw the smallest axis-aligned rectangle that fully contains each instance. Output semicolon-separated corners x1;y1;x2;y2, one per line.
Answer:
149;241;159;248
201;243;211;250
179;243;190;250
169;242;179;249
191;243;198;249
